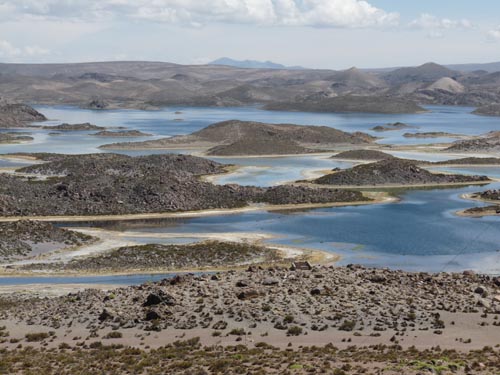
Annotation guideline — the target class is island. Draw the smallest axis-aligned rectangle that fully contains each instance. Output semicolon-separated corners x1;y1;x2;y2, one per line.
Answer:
265;96;426;114
92;130;152;137
310;158;490;187
100;120;376;155
0;153;370;218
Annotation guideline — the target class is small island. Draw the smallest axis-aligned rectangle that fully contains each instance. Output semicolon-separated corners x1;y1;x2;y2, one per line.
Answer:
92;130;152;137
100;120;376;156
311;158;490;187
265;96;426;114
372;122;413;132
42;122;106;131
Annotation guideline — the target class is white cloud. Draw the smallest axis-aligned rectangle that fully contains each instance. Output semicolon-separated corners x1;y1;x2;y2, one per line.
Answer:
0;39;49;60
0;0;400;28
487;26;500;42
409;14;473;31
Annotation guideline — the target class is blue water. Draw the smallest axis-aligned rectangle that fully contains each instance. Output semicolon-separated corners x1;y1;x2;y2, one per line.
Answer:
0;273;188;286
1;104;500;287
82;183;500;275
1;105;499;156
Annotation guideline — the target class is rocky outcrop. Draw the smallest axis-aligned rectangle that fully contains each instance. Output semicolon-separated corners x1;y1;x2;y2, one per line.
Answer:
433;157;500;165
101;120;376;154
445;133;500;153
0;220;93;261
403;132;463;138
0;99;46;128
206;138;311;156
92;130;152;137
42;123;106;131
313;159;489;186
331;150;395;161
0;153;368;217
372;122;413;132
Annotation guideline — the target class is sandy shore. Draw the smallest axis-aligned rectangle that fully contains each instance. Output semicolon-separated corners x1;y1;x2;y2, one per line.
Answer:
0;226;338;279
456;193;500;217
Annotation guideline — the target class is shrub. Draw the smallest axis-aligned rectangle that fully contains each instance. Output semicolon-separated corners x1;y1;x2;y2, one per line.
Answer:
287;326;303;336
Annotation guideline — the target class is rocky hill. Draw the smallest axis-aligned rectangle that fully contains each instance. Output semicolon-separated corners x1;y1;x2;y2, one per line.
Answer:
473;104;500;116
330;150;395;161
445;133;500;153
0;220;93;261
383;63;459;85
42;123;106;131
313;159;489;186
433;157;500;165
1;61;500;110
92;130;152;137
0;153;367;217
372;122;413;132
0;99;46;128
265;95;425;114
101;120;375;155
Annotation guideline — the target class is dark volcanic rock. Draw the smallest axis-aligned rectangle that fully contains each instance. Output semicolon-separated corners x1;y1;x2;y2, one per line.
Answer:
331;150;395;161
92;130;152;137
445;133;500;153
101;120;376;155
372;122;412;132
313;159;490;186
42;122;106;131
207;138;311;156
1;153;368;217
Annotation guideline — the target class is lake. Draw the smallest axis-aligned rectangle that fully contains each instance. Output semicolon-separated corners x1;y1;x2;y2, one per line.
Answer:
1;104;500;286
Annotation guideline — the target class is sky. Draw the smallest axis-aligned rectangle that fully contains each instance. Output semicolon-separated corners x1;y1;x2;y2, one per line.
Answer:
0;0;499;69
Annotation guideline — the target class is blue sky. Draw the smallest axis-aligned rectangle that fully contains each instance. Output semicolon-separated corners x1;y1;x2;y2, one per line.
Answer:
0;1;498;69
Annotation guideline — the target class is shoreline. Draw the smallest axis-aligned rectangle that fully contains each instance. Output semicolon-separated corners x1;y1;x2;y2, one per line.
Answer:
294;179;493;190
0;242;338;279
456;193;500;217
0;194;394;223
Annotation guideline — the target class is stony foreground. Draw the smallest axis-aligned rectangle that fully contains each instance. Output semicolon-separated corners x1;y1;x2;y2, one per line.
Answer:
1;266;498;355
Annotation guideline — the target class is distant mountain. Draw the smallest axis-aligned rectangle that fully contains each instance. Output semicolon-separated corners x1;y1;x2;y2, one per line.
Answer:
327;67;387;91
445;61;500;73
209;57;304;70
367;61;500;74
382;62;459;85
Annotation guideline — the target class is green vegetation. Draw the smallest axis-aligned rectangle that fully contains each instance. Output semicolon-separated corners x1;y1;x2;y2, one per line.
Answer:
0;339;497;374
